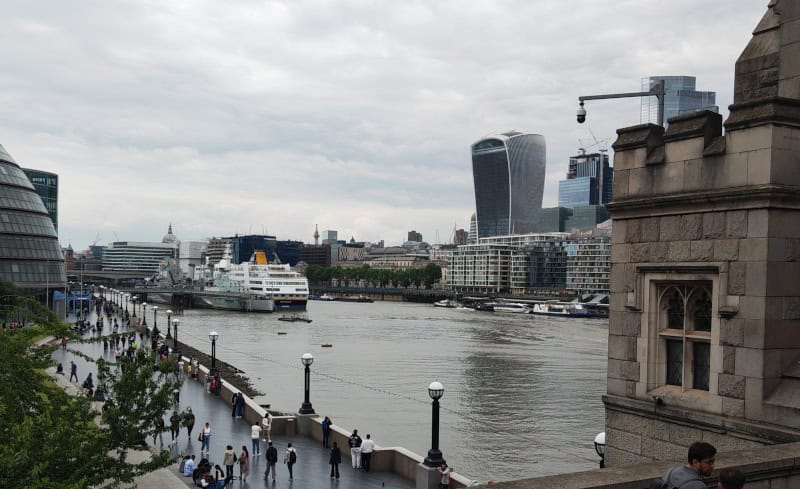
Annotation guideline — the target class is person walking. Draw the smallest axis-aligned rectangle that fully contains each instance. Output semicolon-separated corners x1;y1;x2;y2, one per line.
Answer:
284;443;297;480
238;445;250;483
235;392;245;418
200;422;212;454
262;412;272;442
223;445;236;481
348;429;362;469
438;463;452;489
264;441;278;481
359;434;375;472
230;394;237;417
329;441;341;479
69;361;78;382
251;423;262;455
322;416;333;448
184;407;195;441
169;410;181;443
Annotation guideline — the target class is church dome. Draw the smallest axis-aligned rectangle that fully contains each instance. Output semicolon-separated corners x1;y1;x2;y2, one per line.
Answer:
162;224;179;244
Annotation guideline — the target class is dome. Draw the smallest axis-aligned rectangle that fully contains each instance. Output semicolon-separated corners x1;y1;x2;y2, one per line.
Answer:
162;224;179;244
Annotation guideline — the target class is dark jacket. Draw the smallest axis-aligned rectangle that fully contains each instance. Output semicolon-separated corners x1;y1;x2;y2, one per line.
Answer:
266;446;278;463
348;434;362;448
329;446;341;465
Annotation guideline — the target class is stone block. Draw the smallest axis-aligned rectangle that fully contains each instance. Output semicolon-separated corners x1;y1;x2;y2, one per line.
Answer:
631;243;651;263
738;296;766;320
782;297;800;320
701;432;763;452
772;125;800;152
689;240;714;261
612;147;648;171
743;319;766;349
654;161;685;195
722;346;736;374
641;217;660;242
607;429;642;455
623;311;642;336
718;373;747;399
659;215;682;241
628;167;654;198
664;137;705;163
608;359;640;381
745;261;767;296
625;264;637;293
684;158;703;191
668;241;691;262
639;417;671;442
641;437;685;462
681;214;702;240
784;238;800;261
766;261;800;296
608;335;638;361
721;397;745;418
739;238;768;261
611;243;630;264
748;209;769;238
607;377;631;397
728;262;746;295
720;318;745;346
610;265;626;293
709;152;748;188
726;210;748;238
768;210;800;239
703;212;726;239
725;123;772;153
666;423;705;447
626;218;642;243
651;242;669;262
770;148;800;186
612;220;627;244
747;148;773;185
605;446;652;466
606;410;642;434
714;239;740;261
735;347;763;378
764;318;800;349
613;169;630;200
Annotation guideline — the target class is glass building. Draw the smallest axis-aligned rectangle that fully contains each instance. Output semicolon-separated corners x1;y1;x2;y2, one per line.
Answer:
559;177;597;208
0;145;65;296
641;76;717;127
471;132;546;238
558;151;611;208
22;168;58;232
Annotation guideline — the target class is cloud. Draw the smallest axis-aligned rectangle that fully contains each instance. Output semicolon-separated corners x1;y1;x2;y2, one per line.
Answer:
0;0;770;247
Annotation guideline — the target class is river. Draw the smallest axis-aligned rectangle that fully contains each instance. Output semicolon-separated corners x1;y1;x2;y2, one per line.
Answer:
171;300;608;482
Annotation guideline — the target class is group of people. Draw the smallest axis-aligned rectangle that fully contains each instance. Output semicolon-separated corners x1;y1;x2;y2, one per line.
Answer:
347;429;376;472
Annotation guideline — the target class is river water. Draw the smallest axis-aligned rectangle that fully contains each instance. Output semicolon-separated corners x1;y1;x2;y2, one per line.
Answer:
173;300;608;482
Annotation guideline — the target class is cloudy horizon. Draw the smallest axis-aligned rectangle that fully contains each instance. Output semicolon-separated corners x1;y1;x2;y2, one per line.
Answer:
1;0;769;249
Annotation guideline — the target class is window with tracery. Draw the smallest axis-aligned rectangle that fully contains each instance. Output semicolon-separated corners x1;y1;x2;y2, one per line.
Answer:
658;283;713;391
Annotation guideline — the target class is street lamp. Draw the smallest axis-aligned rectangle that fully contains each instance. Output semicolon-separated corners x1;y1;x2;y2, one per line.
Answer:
299;353;315;414
209;331;219;375
152;306;159;337
132;295;138;317
142;302;148;326
165;309;173;339
423;381;446;467
172;318;180;353
124;293;129;314
577;80;666;126
594;432;606;468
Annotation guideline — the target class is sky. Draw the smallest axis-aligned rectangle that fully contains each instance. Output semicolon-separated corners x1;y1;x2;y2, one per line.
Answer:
0;0;770;249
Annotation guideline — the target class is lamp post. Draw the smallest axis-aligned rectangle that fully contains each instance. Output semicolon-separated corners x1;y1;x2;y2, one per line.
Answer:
142;302;148;326
594;432;606;468
299;353;315;414
172;318;180;353
209;331;219;375
165;309;173;339
132;295;138;317
577;80;666;126
152;306;159;338
124;293;129;314
423;381;446;467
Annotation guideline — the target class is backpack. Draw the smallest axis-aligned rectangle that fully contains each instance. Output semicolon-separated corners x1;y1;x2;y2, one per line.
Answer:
289;450;297;464
648;468;689;489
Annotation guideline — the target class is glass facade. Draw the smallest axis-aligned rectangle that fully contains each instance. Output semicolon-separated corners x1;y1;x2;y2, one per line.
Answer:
558;177;597;208
471;132;546;238
22;169;58;232
0;144;65;292
641;76;717;127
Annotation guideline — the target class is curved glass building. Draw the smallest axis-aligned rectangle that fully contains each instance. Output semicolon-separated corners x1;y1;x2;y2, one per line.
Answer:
0;144;65;294
471;132;546;238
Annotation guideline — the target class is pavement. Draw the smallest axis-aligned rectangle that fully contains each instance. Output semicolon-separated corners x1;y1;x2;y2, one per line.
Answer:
52;309;415;489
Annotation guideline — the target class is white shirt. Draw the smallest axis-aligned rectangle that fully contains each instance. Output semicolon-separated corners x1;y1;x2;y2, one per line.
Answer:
251;425;261;439
360;439;375;453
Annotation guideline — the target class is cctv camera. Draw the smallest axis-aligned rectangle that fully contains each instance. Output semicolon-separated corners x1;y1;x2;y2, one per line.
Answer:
577;102;586;124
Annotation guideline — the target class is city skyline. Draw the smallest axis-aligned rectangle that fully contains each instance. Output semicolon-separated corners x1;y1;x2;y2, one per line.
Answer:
0;1;766;248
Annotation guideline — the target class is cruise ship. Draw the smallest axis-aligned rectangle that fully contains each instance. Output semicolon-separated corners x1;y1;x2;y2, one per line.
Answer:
193;248;309;312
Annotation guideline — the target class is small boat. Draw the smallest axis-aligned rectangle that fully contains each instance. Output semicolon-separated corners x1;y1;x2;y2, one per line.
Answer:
531;303;591;317
277;331;288;335
321;344;333;348
434;299;460;308
492;302;533;314
319;294;335;301
278;313;312;323
335;295;373;303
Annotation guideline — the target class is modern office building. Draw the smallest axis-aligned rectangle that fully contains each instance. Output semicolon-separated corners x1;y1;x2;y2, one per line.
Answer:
558;151;612;208
471;132;546;238
407;230;422;242
536;207;572;233
276;240;302;266
537;205;610;233
298;244;332;266
0;145;65;298
230;234;277;264
468;213;477;244
22;168;58;232
101;241;176;273
454;229;468;246
641;76;717;127
178;240;208;276
321;230;338;245
565;236;611;296
558;177;597;208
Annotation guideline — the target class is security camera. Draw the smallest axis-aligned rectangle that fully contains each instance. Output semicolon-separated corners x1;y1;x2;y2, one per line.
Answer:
577;101;587;124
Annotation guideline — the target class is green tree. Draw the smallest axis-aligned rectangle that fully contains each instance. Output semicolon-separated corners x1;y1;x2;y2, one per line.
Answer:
422;263;442;289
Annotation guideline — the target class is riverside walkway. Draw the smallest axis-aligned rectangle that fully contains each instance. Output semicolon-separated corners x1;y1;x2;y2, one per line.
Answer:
51;314;415;489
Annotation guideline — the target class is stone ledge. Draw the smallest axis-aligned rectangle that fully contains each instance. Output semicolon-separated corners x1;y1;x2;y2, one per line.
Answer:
663;110;723;148
724;96;800;130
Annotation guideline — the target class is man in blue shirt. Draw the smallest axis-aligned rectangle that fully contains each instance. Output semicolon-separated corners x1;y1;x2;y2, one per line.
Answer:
183;455;196;477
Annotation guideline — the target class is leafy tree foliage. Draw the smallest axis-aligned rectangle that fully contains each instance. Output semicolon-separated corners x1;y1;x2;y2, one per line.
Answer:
305;263;442;289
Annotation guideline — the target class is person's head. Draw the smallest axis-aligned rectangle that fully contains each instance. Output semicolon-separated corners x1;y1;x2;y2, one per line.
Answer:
288;443;292;448
333;441;338;448
187;407;192;413
366;434;371;439
227;445;232;450
353;429;358;435
191;455;196;460
205;422;209;427
242;445;248;453
688;441;717;476
441;463;447;470
718;467;745;489
268;441;273;446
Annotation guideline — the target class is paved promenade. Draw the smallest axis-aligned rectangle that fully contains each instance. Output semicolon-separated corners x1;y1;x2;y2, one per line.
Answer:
52;312;415;489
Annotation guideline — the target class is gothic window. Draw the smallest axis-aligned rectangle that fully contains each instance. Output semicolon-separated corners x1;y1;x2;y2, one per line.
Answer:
657;283;712;391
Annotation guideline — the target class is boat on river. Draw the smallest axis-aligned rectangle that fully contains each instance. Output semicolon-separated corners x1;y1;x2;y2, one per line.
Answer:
278;313;312;323
492;302;533;314
531;302;591;317
434;299;460;308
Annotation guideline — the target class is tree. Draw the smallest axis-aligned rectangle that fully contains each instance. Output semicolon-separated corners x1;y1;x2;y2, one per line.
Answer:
0;280;174;488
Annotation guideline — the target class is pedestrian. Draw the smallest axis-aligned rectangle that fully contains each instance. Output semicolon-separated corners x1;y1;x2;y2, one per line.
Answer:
200;422;211;454
230;394;236;417
173;384;181;405
61;336;68;349
359;434;375;472
652;441;716;489
169;410;181;442
235;392;245;418
348;429;362;469
264;441;278;481
184;407;195;440
251;422;262;455
153;416;164;446
223;445;236;480
56;363;64;375
239;445;250;482
82;372;94;396
329;441;341;479
284;443;297;480
262;412;272;442
438;463;452;489
718;467;746;489
69;361;78;382
322;416;332;447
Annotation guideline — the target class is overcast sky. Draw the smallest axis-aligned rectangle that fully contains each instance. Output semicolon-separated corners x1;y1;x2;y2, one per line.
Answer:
1;1;769;248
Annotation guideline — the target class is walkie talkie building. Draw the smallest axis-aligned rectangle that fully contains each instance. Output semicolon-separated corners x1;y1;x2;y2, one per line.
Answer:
471;132;546;238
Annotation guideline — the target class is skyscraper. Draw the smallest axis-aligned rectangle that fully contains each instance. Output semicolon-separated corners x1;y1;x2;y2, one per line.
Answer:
471;132;546;238
22;168;58;232
641;76;717;126
557;151;612;207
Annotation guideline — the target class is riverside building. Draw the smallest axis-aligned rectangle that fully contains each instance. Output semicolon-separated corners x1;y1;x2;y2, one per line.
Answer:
101;241;177;273
471;132;546;238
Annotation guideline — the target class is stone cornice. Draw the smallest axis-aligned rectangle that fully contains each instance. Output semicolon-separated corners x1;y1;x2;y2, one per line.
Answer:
724;97;800;130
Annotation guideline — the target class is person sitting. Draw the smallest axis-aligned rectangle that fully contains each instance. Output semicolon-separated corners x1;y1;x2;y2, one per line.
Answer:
56;363;64;375
193;458;211;484
183;455;196;477
82;373;94;396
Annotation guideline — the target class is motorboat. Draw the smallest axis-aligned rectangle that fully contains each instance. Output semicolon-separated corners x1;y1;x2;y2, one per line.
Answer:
434;299;460;308
277;313;312;323
492;302;533;314
531;303;591;317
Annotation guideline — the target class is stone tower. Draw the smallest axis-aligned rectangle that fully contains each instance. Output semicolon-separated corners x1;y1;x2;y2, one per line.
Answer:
604;0;800;465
